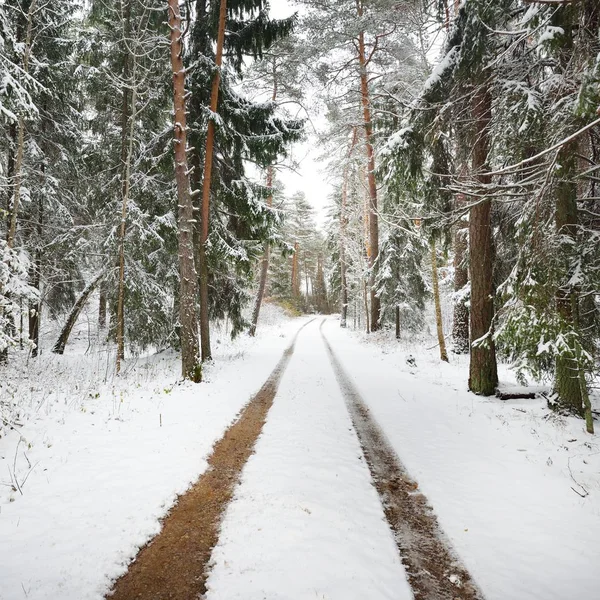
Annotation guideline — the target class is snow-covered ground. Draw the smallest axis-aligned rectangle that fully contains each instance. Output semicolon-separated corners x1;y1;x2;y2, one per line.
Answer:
2;302;599;600
0;303;307;600
322;318;600;600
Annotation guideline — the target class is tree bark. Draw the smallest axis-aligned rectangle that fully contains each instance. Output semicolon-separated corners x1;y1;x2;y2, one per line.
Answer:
98;284;107;330
431;239;449;362
554;146;583;414
52;270;107;355
395;305;400;339
291;241;300;299
168;0;201;381
198;0;227;362
468;84;498;395
1;0;36;365
356;17;380;331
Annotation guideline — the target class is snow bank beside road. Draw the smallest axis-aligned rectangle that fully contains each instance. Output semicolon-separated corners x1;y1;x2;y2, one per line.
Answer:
322;318;600;600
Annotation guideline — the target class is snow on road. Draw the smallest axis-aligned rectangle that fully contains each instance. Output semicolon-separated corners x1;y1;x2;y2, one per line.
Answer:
321;318;600;600
0;308;308;600
205;318;411;600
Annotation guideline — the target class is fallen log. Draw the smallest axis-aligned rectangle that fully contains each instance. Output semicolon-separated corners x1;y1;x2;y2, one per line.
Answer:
496;391;537;401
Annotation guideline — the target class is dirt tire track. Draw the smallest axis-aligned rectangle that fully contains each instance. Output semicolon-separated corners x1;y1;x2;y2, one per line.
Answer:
107;320;313;600
320;320;484;600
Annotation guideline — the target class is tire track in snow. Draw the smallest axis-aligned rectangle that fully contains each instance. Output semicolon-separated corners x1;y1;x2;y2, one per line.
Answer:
107;319;314;600
320;319;484;600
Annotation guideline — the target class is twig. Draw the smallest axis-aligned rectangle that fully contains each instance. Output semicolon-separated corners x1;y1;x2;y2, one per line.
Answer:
567;457;589;498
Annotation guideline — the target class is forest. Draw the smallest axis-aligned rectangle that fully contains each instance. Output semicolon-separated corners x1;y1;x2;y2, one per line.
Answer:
1;1;600;599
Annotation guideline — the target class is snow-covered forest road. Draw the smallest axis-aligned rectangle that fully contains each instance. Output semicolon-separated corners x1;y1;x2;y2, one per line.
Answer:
112;317;600;600
2;313;600;600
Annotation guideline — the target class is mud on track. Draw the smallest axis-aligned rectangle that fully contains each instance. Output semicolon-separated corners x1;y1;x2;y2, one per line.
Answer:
321;321;484;600
107;321;313;600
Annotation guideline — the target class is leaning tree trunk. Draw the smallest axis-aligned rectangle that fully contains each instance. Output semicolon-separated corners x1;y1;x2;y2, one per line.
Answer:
357;27;380;332
198;0;227;362
249;165;274;337
168;0;201;382
468;84;498;395
431;239;449;362
52;270;107;355
249;69;278;337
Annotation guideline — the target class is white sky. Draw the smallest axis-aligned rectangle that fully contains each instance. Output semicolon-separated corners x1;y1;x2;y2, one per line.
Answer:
266;0;333;230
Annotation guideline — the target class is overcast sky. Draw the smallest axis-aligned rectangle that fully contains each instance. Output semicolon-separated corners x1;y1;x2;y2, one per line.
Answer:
265;0;333;230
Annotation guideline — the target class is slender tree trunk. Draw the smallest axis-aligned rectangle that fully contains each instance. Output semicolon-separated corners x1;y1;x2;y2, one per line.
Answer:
29;183;44;357
340;128;358;328
1;0;36;365
555;145;583;414
98;283;107;330
6;0;36;250
340;183;349;326
249;165;274;336
363;278;370;334
468;84;498;395
249;71;278;337
198;0;227;362
52;270;106;355
356;20;380;331
168;0;201;381
291;241;300;299
116;5;136;373
395;305;400;339
452;194;469;353
431;239;449;362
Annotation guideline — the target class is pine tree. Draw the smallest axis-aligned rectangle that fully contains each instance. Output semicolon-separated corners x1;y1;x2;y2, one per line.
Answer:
187;0;302;352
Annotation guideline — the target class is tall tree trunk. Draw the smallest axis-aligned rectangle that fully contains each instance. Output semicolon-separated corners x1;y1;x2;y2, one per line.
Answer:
291;241;300;299
452;195;469;353
356;17;380;331
29;178;44;357
1;0;36;365
395;305;400;339
468;84;498;395
554;145;583;414
249;166;274;337
116;3;135;374
198;0;227;362
52;270;106;355
168;0;201;381
249;70;278;337
431;239;449;362
363;279;370;334
98;283;107;330
6;0;36;250
340;128;358;328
